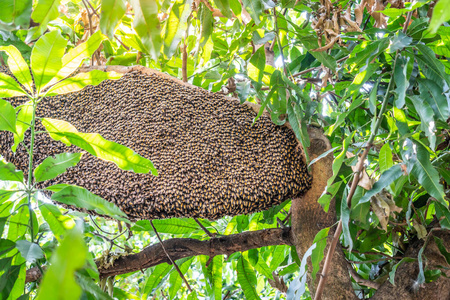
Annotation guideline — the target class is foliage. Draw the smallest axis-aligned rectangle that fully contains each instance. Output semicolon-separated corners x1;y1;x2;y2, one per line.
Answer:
0;0;449;299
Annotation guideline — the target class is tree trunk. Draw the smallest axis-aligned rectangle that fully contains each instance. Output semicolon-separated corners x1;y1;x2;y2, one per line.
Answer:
291;127;357;299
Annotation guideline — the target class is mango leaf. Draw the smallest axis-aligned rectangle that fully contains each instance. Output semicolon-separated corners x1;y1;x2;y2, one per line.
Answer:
410;95;437;150
41;118;157;175
163;0;193;58
435;202;450;229
76;272;112;300
388;32;412;53
0;99;17;134
0;45;32;92
0;0;32;27
379;144;393;174
132;218;200;234
29;0;61;40
411;142;446;206
39;202;75;241
434;236;450;264
0;264;22;299
327;133;354;186
7;199;29;240
237;256;260;300
15;240;44;263
0;73;27;98
393;56;410;108
311;227;329;283
100;0;126;39
142;263;172;297
0;160;23;182
241;0;263;24
359;165;403;204
168;257;193;299
415;44;450;87
199;3;213;48
30;30;67;93
327;97;364;134
44;31;107;89
36;226;87;300
204;255;223;300
347;38;389;71
52;186;127;219
429;0;450;34
389;257;415;285
418;79;449;122
130;0;162;59
212;0;233;18
34;153;83;183
0;239;15;257
341;192;353;252
286;243;315;298
45;70;122;97
12;101;33;152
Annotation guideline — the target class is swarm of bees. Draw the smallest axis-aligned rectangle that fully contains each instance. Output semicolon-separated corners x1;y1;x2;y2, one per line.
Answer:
0;71;312;220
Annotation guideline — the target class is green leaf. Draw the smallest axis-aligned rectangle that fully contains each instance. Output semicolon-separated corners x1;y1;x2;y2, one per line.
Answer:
0;160;23;183
415;44;450;87
341;192;353;253
45;70;122;96
203;255;223;300
36;226;87;300
359;165;403;204
30;30;67;93
130;0;162;59
418;79;449;122
0;73;27;98
212;0;233;18
0;99;17;135
301;36;337;70
30;0;61;39
393;56;410;108
379;144;393;174
411;142;446;206
7;199;29;240
0;0;32;27
39;202;75;241
76;272;112;300
51;185;127;219
388;32;412;53
45;31;107;89
132;218;201;234
0;239;16;256
311;227;329;283
142;263;172;297
429;0;450;34
199;3;213;48
389;257;415;285
168;257;193;299
327;97;364;134
433;236;450;264
327;133;354;186
100;0;126;39
241;0;263;24
41;118;157;175
34;153;83;183
0;45;32;92
237;256;260;300
163;0;193;58
15;240;44;263
435;202;450;229
347;38;389;71
286;243;315;298
12;102;33;152
410;95;437;150
0;264;22;299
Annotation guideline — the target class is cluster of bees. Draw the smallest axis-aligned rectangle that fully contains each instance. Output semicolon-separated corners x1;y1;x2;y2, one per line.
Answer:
0;71;312;220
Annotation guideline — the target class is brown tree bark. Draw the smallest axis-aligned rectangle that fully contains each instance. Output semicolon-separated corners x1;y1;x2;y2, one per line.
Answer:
291;126;357;300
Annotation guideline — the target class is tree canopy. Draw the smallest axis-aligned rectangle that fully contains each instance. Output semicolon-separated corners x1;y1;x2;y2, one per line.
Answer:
0;0;449;299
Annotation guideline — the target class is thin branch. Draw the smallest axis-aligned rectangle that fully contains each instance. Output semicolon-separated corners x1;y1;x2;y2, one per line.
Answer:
195;219;215;237
150;220;193;292
347;263;381;290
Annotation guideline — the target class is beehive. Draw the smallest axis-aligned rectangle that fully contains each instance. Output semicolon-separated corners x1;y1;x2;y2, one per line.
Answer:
0;67;312;220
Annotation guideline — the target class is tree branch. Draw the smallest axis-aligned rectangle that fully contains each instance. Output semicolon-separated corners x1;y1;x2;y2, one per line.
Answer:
26;227;293;282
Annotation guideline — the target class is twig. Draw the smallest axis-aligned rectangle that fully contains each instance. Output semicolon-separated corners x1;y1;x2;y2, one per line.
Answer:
150;220;193;292
314;11;414;300
195;219;214;237
347;263;381;289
